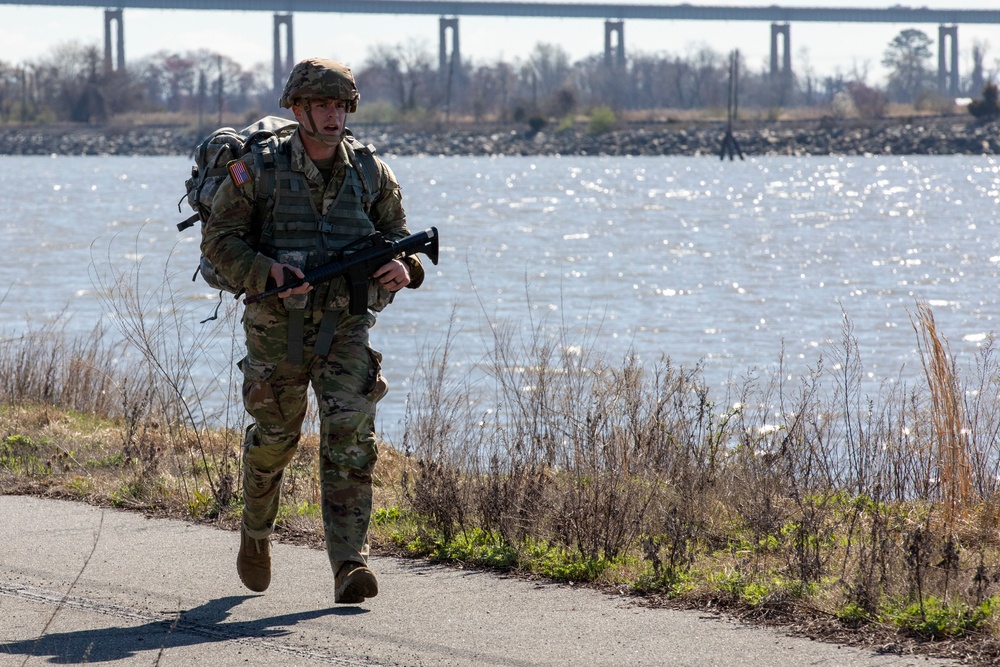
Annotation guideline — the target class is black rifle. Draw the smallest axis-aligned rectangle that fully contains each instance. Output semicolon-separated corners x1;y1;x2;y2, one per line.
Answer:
243;227;439;314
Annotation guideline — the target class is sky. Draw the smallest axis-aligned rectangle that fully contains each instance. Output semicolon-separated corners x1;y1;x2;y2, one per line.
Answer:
3;0;1000;85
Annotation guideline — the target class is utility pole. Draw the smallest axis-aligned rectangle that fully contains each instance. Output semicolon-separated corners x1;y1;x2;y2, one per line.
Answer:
198;70;207;132
216;55;224;127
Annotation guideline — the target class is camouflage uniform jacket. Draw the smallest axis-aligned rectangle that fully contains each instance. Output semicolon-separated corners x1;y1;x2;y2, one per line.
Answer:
201;129;424;302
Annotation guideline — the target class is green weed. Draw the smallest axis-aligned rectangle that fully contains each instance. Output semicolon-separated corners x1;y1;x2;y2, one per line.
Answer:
186;489;215;518
110;480;162;508
275;500;322;526
1;434;46;475
432;528;518;569
837;602;873;627
85;452;126;468
522;539;612;582
886;596;996;639
634;565;695;597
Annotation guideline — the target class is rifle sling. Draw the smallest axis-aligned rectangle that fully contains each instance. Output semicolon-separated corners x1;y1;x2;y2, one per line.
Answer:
313;309;341;358
287;309;306;364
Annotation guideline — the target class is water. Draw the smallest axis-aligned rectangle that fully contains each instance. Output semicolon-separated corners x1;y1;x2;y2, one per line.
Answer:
3;153;999;440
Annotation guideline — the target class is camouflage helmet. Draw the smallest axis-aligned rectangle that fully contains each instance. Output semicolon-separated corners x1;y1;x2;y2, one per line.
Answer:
279;58;359;112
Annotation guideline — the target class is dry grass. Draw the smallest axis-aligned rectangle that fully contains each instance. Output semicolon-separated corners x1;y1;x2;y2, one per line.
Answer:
3;287;1000;660
0;315;413;531
394;300;1000;650
913;302;973;526
12;104;963;135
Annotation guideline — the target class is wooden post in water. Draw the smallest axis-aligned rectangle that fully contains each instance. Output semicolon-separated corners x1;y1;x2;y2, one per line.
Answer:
720;49;744;161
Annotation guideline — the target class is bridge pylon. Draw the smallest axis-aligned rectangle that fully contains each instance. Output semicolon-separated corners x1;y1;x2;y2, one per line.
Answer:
938;25;959;97
769;22;792;104
103;8;124;74
769;23;791;80
273;13;294;95
439;17;460;73
604;20;625;69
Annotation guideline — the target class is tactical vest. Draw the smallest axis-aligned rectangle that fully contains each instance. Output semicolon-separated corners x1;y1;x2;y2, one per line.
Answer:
258;137;385;362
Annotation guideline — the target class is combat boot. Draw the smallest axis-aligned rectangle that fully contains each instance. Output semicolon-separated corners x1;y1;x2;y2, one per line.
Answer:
237;528;271;592
335;562;378;604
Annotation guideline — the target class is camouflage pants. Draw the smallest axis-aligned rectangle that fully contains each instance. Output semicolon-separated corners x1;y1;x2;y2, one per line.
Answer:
239;302;387;574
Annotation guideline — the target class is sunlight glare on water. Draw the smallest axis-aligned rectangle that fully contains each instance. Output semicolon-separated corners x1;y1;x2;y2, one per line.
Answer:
3;153;1000;438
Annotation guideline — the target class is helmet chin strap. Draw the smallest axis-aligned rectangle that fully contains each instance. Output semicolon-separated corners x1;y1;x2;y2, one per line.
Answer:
300;99;345;147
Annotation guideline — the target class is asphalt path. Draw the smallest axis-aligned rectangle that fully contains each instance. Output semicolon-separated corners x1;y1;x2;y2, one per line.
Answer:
0;495;958;667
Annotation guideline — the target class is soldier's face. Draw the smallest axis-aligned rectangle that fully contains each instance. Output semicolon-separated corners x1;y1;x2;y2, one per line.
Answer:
293;98;348;138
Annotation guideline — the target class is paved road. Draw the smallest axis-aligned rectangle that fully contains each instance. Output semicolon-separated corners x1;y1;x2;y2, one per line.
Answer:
0;495;957;667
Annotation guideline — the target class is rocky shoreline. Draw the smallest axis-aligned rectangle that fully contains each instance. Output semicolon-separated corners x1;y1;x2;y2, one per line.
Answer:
1;117;998;157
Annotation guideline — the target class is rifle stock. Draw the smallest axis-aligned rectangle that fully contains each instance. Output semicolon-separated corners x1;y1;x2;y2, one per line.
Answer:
243;227;439;313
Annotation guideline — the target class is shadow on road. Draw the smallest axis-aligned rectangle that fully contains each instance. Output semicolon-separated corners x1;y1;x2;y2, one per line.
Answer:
0;594;361;663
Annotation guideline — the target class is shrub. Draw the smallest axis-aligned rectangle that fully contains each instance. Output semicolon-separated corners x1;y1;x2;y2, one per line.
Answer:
587;106;616;135
846;81;887;119
831;91;858;119
968;83;1000;120
527;115;547;134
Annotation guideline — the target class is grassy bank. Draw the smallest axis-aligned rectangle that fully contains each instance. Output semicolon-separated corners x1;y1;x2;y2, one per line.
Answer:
3;302;1000;664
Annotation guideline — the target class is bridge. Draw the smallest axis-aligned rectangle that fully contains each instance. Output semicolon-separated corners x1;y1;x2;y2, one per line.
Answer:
6;1;999;95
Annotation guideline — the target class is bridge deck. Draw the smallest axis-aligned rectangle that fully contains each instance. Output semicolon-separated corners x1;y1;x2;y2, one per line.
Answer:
1;1;999;24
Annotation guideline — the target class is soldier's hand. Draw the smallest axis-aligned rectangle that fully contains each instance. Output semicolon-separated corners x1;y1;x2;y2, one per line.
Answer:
373;259;410;292
269;263;312;298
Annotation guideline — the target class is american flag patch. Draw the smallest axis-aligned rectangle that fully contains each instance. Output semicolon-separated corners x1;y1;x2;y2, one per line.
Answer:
228;160;252;186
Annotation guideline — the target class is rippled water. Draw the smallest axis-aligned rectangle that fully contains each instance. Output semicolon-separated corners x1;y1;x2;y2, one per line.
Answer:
3;153;999;437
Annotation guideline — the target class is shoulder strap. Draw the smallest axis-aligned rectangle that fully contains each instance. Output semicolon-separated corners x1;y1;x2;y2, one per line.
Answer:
244;132;280;243
344;132;380;210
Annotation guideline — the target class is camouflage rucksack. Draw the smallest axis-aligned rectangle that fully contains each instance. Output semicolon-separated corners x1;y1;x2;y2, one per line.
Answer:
178;116;297;294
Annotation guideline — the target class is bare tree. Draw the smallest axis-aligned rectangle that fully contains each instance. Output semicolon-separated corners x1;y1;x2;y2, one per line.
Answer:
688;46;725;108
798;47;817;106
465;60;517;122
0;61;19;122
32;42;111;122
969;40;988;96
883;28;934;103
4;34;910;126
133;52;199;113
130;50;269;117
361;39;435;113
524;43;572;105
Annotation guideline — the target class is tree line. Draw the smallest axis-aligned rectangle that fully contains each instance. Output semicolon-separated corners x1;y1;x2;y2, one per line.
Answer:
0;28;996;126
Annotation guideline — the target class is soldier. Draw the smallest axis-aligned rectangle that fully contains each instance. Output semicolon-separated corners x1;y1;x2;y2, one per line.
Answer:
201;58;425;603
